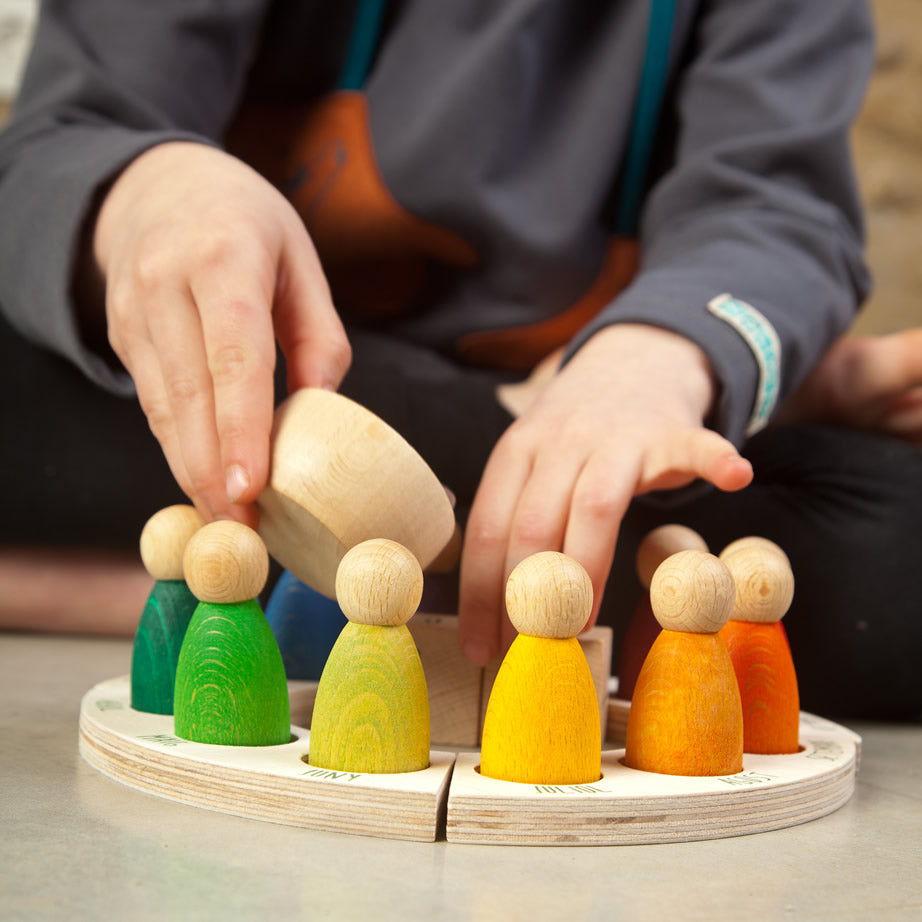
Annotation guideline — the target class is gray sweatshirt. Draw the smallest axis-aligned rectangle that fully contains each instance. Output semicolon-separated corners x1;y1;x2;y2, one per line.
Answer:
0;0;874;446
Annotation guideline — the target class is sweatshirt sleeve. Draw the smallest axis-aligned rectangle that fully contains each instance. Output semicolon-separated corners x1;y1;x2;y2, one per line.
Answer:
0;0;268;393
567;0;874;445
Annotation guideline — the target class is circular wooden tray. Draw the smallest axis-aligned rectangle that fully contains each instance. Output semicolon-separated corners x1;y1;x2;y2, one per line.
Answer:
79;676;860;845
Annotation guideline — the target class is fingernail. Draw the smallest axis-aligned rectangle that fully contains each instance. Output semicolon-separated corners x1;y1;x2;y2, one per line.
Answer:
462;639;494;665
225;464;250;504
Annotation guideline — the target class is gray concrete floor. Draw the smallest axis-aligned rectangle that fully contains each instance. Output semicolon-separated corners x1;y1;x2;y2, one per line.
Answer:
2;631;919;922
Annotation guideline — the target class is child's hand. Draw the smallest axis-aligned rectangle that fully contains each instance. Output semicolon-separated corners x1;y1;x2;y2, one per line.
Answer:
775;330;922;443
94;142;352;525
457;323;753;663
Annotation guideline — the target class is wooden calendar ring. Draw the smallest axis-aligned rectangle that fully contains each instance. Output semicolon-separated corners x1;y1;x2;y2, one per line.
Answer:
79;676;860;846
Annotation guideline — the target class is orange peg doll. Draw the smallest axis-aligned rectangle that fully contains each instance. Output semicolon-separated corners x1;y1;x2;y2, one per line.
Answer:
719;537;800;754
625;549;743;776
480;552;601;786
616;524;708;699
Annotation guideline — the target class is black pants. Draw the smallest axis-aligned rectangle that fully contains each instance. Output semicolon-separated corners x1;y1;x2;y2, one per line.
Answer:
4;316;921;721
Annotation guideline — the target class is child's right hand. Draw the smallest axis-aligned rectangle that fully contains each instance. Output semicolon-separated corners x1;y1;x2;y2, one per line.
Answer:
93;142;352;526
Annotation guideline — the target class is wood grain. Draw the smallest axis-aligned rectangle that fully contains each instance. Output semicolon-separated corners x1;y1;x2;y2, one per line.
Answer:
79;677;861;846
173;599;291;746
130;579;198;715
308;622;430;773
256;388;455;598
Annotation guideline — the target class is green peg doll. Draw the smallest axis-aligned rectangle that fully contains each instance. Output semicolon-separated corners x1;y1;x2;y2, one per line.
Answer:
173;520;291;746
130;504;204;715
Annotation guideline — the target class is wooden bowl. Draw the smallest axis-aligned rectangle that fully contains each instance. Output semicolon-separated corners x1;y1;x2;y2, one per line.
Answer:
256;388;455;598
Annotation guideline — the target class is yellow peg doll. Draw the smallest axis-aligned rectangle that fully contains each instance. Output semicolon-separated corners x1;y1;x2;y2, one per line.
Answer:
308;538;430;774
480;551;601;785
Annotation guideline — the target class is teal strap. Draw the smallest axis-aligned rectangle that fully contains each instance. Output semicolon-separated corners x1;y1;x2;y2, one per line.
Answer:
338;0;675;233
338;0;390;90
614;0;677;235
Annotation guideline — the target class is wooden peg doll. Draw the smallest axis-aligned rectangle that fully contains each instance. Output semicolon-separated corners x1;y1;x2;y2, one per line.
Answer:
480;552;601;786
719;538;800;754
264;569;347;680
617;524;708;699
625;549;743;776
308;538;430;774
173;520;290;746
130;504;204;714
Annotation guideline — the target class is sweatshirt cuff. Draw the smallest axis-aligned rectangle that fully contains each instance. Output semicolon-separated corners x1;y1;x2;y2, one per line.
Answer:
705;293;781;436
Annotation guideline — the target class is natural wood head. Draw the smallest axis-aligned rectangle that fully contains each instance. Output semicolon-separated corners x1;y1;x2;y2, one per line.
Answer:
256;388;455;599
505;552;593;639
139;504;205;580
649;549;735;634
720;535;790;567
636;524;708;588
335;538;423;627
720;541;794;623
183;520;269;604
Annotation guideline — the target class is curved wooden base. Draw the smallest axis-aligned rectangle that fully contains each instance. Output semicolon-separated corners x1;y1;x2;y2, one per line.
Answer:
80;677;454;842
447;720;859;845
79;676;860;846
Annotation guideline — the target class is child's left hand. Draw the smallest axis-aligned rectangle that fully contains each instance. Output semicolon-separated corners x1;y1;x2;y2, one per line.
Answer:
457;322;753;663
